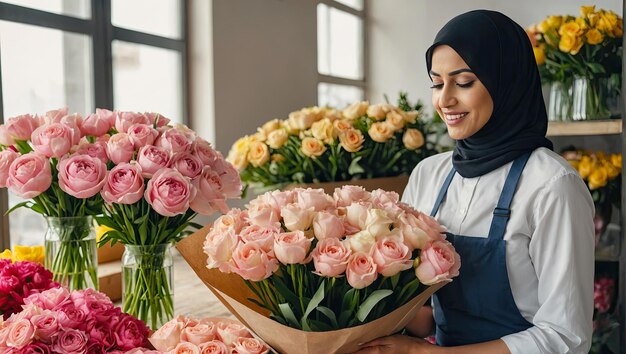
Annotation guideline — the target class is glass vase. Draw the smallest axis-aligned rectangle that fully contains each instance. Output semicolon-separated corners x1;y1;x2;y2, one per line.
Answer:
572;76;614;120
548;79;574;121
122;243;174;330
44;216;98;291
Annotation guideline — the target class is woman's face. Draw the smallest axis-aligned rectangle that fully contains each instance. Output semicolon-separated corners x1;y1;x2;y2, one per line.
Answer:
430;45;493;140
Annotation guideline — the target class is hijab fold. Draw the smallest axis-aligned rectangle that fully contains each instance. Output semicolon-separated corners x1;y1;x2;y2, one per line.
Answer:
426;10;553;178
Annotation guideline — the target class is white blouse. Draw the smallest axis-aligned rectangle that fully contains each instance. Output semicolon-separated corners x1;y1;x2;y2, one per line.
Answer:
402;147;594;354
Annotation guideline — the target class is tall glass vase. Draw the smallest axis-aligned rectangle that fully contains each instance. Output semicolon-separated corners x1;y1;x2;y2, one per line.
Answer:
548;79;574;121
572;76;613;120
122;243;174;330
44;216;98;290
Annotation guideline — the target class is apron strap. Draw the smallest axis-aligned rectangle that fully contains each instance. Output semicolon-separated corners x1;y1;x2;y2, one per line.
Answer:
487;152;532;240
430;168;456;217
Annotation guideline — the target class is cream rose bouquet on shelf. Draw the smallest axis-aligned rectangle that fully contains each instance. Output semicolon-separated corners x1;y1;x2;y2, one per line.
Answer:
192;186;459;353
227;93;445;193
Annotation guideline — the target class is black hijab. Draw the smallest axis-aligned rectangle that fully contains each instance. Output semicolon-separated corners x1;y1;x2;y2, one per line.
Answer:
426;10;553;178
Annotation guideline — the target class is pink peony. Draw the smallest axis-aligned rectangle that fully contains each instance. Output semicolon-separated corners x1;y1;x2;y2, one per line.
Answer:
30;310;59;343
6;319;35;349
81;112;112;137
145;112;170;128
171;152;204;179
346;252;378;289
190;167;228;215
311;238;352;277
192;138;219;166
50;328;88;353
0;149;19;188
273;231;312;265
101;162;145;204
212;158;242;199
6;153;52;199
57;154;108;198
5;114;39;141
23;287;69;311
106;133;134;164
415;240;461;285
74;140;109;164
229;242;278;282
136;145;171;178
30;123;77;158
145;168;196;216
155;128;192;154
128;124;158;148
113;314;150;350
372;236;413;276
115;112;150;134
17;342;51;353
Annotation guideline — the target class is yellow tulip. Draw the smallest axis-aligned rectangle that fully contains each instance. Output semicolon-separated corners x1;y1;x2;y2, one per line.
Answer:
0;249;12;261
533;46;546;65
13;245;45;265
588;168;608;190
96;224;113;241
585;28;604;45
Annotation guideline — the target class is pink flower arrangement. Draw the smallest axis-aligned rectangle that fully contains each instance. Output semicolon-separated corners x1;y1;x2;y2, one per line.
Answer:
0;259;59;320
203;186;460;331
594;277;615;314
0;287;150;352
137;315;270;354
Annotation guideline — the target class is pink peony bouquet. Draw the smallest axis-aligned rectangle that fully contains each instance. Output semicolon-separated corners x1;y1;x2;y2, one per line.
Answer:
0;259;59;320
131;315;270;354
199;186;459;352
0;287;151;353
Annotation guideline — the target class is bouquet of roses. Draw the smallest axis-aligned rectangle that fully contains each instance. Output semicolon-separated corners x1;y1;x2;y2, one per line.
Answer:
0;259;59;319
180;186;459;353
0;287;150;352
227;93;444;193
137;315;271;354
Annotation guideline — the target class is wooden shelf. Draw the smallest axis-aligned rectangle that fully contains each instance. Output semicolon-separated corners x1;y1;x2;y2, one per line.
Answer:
547;119;622;136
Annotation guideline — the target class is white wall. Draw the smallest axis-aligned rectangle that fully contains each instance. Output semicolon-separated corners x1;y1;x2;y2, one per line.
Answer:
366;0;622;109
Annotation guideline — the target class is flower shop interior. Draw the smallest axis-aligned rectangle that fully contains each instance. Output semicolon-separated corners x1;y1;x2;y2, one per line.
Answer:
0;0;624;353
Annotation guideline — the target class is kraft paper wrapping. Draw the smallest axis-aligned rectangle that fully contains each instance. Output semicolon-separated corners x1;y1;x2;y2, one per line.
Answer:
177;226;445;354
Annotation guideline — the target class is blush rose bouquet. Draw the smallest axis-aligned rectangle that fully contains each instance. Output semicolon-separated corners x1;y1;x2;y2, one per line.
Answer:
195;186;459;353
0;287;151;352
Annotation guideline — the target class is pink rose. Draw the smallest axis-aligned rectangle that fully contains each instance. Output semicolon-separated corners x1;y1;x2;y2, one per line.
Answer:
198;340;229;354
415;240;461;285
212;209;247;234
145;112;170;127
57;154;107;198
364;209;393;239
345;202;372;230
180;323;217;345
372;236;413;276
188;165;230;215
171;152;203;179
101;162;144;204
346;252;378;289
114;314;149;350
212;159;242;199
345;230;376;254
17;342;51;353
170;342;201;354
115;112;150;134
192;138;219;166
334;185;370;207
24;287;70;310
5;114;39;141
312;238;351;277
6;319;35;349
229;242;278;282
0;149;19;188
145;168;195;216
155;129;192;154
239;225;278;253
397;211;445;250
137;145;171;178
149;317;184;352
81;112;112;137
6;153;52;198
0;326;9;348
50;329;87;353
55;303;86;330
230;337;269;354
41;107;68;124
245;202;280;229
95;108;117;127
216;319;252;346
274;231;311;265
30;123;75;158
312;211;345;240
257;190;295;216
30;310;58;342
204;229;237;272
280;203;315;232
106;133;134;164
74;140;109;164
88;322;116;350
128;124;158;148
296;188;334;211
0;125;15;145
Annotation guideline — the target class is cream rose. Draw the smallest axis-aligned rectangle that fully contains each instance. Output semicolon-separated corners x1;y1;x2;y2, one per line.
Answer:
333;119;353;135
404;110;420;123
310;118;336;145
342;101;369;120
366;104;392;120
339;129;365;153
368;122;394;143
385;110;406;131
260;119;282;136
266;129;288;149
247;141;270;167
288;110;316;131
300;137;326;158
403;129;425;150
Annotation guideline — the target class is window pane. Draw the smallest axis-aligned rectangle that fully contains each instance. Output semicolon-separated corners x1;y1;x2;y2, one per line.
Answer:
1;0;90;18
334;0;363;11
318;82;364;109
112;0;181;39
317;4;363;80
0;21;93;246
112;41;183;123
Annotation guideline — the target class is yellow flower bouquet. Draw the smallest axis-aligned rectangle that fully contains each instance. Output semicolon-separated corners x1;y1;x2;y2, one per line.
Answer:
0;245;45;264
528;6;622;120
227;93;445;193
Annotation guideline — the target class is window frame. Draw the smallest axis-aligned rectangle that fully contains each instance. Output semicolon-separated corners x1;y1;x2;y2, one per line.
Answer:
317;0;367;105
0;0;189;249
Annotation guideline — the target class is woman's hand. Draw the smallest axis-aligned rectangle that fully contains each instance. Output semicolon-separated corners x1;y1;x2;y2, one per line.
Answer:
351;335;440;354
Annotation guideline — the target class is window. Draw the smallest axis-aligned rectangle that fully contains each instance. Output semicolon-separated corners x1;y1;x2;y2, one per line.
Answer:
317;0;365;108
0;0;187;249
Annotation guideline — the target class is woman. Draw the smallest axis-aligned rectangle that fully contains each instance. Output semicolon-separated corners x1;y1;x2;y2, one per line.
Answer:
356;10;594;354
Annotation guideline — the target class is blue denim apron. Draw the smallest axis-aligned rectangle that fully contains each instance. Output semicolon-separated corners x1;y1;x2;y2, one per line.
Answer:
430;152;533;346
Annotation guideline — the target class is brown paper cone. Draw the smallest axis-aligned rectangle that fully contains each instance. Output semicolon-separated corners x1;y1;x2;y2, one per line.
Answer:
177;225;446;354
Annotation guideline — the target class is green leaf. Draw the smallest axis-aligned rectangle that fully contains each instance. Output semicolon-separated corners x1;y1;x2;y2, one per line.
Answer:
356;289;393;322
14;140;33;154
342;288;356;311
133;213;149;225
390;273;400;290
315;306;339;328
301;281;325;331
348;156;365;175
5;201;30;215
278;303;301;329
272;276;301;305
